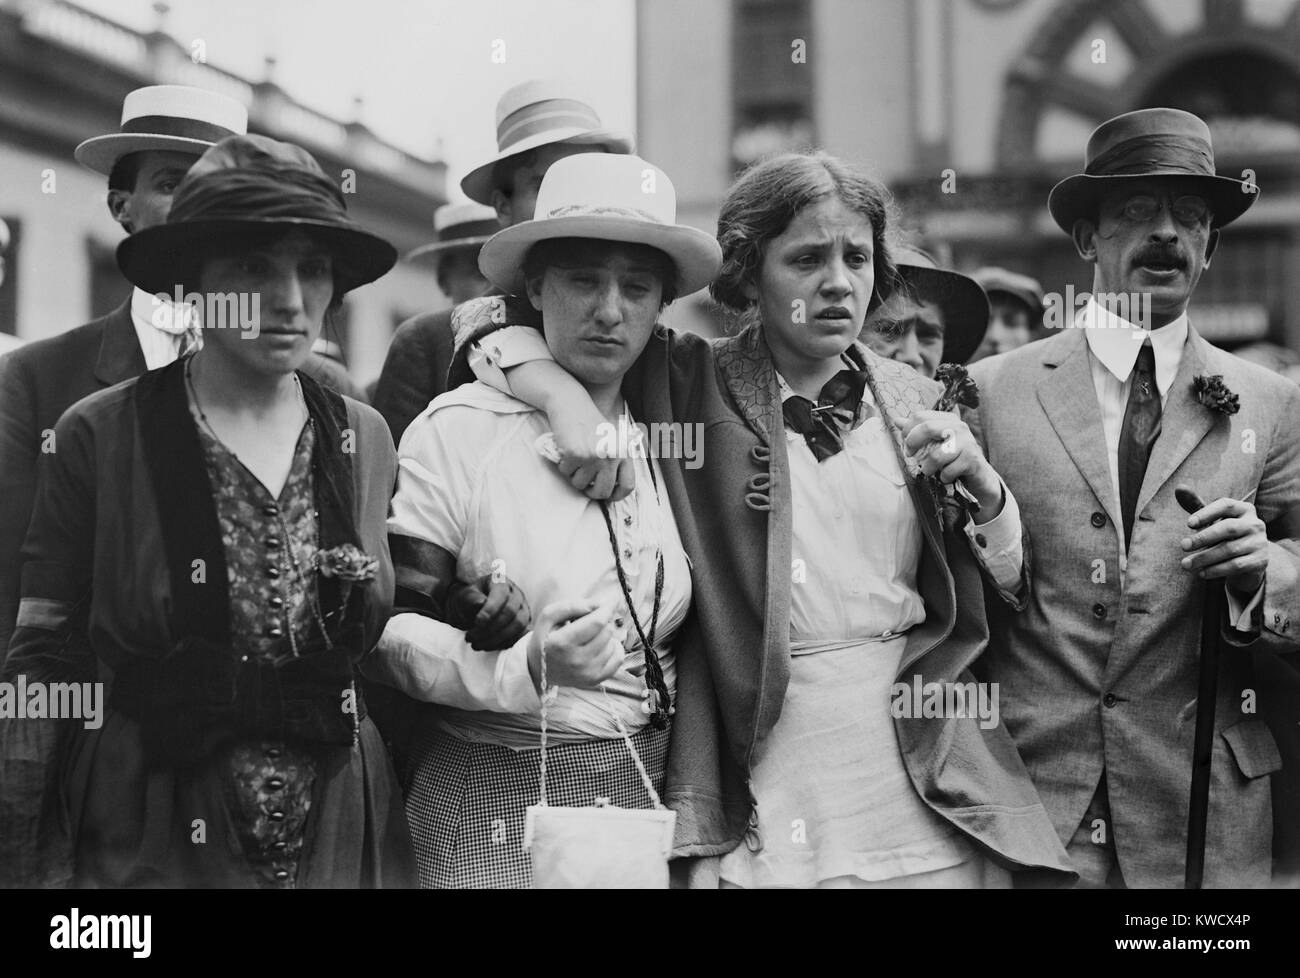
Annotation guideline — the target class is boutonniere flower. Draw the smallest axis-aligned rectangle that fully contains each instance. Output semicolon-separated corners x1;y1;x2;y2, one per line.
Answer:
1192;375;1240;416
925;363;982;531
317;544;378;608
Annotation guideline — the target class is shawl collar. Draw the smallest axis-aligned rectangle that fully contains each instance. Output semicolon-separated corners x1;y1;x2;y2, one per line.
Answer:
712;325;955;682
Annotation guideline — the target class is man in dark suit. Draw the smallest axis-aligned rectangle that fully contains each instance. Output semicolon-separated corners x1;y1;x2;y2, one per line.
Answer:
372;78;633;446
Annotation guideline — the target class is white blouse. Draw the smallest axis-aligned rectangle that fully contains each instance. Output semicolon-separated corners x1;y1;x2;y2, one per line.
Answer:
777;372;1023;641
373;381;692;750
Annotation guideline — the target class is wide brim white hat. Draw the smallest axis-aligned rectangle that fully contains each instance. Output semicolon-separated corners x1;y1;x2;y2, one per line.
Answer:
460;78;634;205
478;154;722;297
76;85;249;176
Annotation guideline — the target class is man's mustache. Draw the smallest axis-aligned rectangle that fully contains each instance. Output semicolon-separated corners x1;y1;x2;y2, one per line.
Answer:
1132;247;1188;270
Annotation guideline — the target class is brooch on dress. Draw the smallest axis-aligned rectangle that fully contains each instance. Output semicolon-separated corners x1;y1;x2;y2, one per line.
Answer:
317;544;379;611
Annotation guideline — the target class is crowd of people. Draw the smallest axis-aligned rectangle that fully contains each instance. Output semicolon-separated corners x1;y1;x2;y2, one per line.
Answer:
0;77;1297;890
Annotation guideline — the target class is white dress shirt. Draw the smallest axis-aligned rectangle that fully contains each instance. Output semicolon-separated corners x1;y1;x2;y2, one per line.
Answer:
1080;298;1260;627
130;287;200;369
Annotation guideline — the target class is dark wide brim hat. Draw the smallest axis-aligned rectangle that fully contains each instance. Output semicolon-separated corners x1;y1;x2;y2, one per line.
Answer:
894;257;990;366
1047;107;1257;234
117;134;396;297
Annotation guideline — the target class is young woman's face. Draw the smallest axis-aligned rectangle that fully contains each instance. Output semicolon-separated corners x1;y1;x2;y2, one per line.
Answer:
526;243;665;392
196;230;334;377
749;195;876;366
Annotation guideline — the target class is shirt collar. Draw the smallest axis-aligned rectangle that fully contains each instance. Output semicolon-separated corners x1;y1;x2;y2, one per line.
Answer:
1080;296;1188;397
131;286;197;336
775;353;862;404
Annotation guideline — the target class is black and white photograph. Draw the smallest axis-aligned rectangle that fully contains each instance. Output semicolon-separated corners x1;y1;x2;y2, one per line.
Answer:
0;0;1297;956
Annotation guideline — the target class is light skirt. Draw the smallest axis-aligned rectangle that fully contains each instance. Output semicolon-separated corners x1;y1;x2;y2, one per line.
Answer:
718;635;1005;888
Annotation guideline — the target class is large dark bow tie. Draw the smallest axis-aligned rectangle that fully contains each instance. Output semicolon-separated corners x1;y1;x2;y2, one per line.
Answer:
781;368;872;462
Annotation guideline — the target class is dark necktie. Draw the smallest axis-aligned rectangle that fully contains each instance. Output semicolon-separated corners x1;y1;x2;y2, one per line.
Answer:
1118;342;1162;548
782;368;871;462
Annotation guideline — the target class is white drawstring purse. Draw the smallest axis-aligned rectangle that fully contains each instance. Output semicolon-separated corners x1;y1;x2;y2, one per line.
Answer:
523;671;676;889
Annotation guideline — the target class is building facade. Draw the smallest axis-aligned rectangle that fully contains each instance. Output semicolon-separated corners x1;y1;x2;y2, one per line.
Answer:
0;0;449;383
638;0;1300;348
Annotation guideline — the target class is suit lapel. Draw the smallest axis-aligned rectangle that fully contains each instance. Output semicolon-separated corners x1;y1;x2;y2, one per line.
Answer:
1036;329;1122;529
94;297;146;387
1135;326;1214;515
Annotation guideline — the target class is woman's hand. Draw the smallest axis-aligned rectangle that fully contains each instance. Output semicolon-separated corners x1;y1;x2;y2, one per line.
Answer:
548;397;637;502
901;410;1003;513
526;600;625;691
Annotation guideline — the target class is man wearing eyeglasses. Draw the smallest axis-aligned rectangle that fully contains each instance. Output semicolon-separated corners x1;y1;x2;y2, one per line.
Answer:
964;108;1300;887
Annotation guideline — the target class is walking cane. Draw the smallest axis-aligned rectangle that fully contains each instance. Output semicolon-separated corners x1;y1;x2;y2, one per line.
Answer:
1176;486;1223;890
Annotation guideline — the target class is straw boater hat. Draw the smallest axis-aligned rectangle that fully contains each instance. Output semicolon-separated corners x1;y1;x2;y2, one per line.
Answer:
1047;107;1257;234
117;134;396;297
406;202;500;262
75;85;249;175
891;246;990;366
478;154;722;297
460;78;635;206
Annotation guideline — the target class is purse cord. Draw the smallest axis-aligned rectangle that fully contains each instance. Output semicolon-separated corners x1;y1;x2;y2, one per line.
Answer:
599;455;670;731
537;644;667;810
537;446;670;810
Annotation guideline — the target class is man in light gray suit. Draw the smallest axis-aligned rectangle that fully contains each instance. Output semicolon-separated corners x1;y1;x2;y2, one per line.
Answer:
968;108;1300;887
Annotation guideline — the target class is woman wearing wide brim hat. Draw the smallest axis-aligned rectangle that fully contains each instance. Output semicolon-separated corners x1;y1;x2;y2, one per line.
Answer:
1047;107;1258;234
477;153;721;298
897;248;990;368
119;134;395;299
862;245;990;374
0;133;415;889
372;152;720;888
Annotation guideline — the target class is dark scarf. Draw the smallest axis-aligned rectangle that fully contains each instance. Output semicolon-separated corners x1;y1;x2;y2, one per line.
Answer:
780;362;872;462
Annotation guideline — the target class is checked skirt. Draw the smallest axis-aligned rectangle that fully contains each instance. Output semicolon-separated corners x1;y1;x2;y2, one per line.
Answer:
405;721;670;889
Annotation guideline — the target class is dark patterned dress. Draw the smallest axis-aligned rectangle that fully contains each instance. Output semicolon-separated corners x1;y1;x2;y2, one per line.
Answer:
0;362;414;889
191;408;324;888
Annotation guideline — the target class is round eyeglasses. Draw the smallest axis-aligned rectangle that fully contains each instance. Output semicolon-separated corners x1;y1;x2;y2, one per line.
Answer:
1120;194;1211;228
